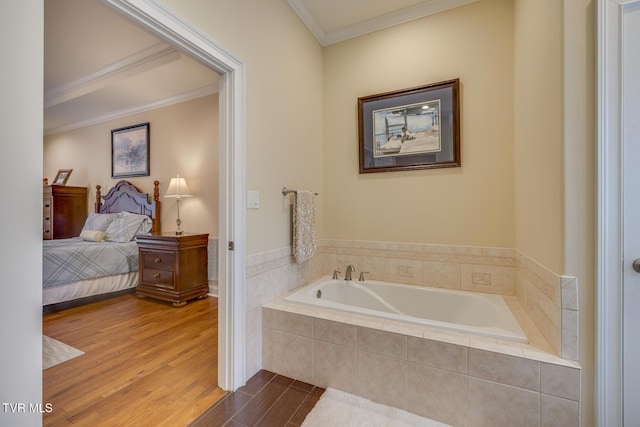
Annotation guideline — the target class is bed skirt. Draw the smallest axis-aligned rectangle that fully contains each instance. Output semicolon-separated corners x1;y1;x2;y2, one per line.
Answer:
43;272;138;306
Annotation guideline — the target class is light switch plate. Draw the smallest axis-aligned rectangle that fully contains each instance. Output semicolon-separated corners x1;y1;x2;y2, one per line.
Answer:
247;190;259;209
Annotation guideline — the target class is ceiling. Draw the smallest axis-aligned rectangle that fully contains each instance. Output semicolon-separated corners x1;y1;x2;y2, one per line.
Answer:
43;0;220;136
44;0;477;136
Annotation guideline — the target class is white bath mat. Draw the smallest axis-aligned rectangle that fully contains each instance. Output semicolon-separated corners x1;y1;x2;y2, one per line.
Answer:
301;388;451;427
43;335;84;370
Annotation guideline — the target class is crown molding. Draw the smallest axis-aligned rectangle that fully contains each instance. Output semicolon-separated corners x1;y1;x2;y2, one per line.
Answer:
287;0;479;46
44;83;218;136
44;42;179;108
286;0;328;45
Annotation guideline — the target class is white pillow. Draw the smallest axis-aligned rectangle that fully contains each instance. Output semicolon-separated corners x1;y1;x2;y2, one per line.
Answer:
80;229;107;242
105;212;152;242
82;213;118;232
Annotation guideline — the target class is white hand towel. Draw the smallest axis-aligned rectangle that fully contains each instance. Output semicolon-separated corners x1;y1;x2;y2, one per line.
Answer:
293;190;316;263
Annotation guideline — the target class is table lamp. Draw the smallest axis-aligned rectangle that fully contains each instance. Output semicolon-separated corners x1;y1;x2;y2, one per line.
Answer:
164;174;193;235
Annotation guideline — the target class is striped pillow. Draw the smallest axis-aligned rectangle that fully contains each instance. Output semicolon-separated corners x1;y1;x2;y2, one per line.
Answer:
105;212;152;243
82;213;118;232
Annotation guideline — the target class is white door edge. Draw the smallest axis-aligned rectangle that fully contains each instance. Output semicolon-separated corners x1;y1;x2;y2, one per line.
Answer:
597;0;627;425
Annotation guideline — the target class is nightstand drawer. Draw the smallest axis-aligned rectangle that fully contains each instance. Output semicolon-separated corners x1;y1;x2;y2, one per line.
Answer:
142;268;174;287
142;252;175;270
136;232;209;307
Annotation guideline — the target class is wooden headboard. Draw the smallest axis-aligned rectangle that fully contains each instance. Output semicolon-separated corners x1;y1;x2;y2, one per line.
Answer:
94;180;161;232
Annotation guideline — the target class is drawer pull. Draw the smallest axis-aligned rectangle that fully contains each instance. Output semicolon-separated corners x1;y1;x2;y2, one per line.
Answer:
153;273;161;279
154;257;162;264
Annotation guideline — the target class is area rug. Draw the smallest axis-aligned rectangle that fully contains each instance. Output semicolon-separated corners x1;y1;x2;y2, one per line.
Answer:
301;388;450;427
42;336;84;370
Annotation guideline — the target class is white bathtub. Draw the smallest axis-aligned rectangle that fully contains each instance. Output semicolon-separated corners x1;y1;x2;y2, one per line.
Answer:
285;276;528;343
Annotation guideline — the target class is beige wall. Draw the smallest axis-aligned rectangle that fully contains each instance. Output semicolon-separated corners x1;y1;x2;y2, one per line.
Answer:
324;0;595;423
322;0;515;247
563;0;595;425
513;0;565;272
43;95;219;236
514;0;596;425
159;0;325;255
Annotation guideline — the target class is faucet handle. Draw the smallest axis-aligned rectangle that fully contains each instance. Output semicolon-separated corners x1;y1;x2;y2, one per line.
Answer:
358;271;370;281
332;270;341;280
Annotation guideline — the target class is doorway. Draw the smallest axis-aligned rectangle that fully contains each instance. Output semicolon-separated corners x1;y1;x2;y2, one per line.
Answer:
98;0;246;391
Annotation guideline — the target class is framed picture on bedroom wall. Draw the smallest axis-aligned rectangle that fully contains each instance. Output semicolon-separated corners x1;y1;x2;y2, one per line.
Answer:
111;122;150;178
358;79;460;173
53;169;72;185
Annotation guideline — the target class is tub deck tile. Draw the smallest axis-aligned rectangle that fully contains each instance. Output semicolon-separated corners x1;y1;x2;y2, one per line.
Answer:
381;319;425;338
469;337;527;358
432;329;471;347
344;313;385;330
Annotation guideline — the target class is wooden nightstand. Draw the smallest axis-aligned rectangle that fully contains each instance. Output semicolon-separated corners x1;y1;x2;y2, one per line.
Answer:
135;232;209;307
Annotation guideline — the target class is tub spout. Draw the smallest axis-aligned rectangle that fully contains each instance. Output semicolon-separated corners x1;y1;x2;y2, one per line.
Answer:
345;265;356;281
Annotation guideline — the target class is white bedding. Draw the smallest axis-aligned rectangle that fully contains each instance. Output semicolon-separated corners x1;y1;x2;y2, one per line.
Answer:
42;211;153;306
42;272;138;306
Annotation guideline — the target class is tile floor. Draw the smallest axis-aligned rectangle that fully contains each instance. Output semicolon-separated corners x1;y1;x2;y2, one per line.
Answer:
189;370;325;427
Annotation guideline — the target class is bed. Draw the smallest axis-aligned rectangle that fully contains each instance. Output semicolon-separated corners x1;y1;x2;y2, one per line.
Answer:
43;180;160;312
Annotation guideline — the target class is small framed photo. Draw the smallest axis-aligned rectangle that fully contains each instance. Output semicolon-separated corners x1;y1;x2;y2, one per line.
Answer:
53;169;72;185
111;122;150;178
358;79;460;173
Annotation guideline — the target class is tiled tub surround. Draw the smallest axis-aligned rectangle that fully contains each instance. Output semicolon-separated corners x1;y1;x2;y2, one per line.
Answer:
318;240;578;360
243;239;578;392
262;300;582;426
245;245;322;377
516;251;579;360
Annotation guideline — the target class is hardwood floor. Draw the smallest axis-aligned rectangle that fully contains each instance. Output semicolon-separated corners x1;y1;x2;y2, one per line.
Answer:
43;294;225;427
189;370;325;427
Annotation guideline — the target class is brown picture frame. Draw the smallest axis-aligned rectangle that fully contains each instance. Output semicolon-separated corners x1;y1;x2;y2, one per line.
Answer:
358;79;460;173
53;169;73;185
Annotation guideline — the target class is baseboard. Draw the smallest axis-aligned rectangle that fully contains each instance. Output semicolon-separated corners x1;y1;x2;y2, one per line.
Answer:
43;288;136;314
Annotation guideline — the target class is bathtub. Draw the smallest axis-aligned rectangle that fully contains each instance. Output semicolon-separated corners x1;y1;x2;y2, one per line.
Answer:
284;276;528;343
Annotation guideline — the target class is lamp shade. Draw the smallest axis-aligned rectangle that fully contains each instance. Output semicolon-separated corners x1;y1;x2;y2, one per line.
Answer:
164;175;193;198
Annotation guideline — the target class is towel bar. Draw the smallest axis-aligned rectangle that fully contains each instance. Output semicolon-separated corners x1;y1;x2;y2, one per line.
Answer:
282;187;318;196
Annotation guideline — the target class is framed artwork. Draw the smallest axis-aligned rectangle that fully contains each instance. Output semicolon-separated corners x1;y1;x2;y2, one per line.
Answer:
53;169;72;185
111;122;150;178
358;79;460;173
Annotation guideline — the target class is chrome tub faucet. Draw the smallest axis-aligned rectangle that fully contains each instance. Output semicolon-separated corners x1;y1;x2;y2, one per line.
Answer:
345;265;356;281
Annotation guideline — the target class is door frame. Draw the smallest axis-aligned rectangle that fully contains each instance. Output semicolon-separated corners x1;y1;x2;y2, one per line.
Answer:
100;0;247;390
597;0;637;424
